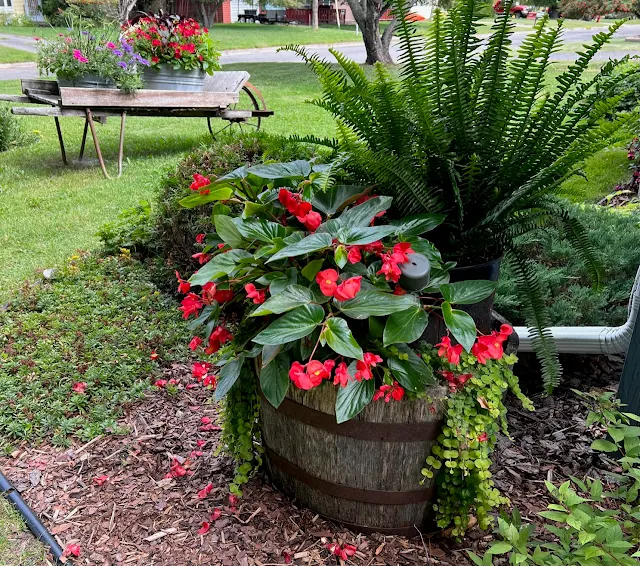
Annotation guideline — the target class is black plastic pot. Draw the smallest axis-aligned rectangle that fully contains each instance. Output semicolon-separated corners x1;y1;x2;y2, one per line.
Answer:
423;257;502;344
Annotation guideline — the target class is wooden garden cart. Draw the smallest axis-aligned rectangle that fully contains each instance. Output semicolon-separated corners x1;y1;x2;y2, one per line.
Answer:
0;71;273;179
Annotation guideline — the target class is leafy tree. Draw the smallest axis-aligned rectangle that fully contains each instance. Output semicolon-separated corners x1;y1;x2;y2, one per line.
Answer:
558;0;638;19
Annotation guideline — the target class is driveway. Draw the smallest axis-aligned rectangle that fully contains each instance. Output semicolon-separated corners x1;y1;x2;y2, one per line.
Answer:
1;25;639;81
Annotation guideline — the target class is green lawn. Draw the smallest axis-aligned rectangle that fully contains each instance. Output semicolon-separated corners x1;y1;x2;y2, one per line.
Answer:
0;63;334;298
0;59;632;297
0;23;364;50
0;46;35;64
0;500;47;566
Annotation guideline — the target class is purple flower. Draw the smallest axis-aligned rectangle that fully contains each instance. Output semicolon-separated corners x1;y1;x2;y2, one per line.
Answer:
118;61;127;68
138;57;150;66
112;49;123;57
122;42;133;53
81;31;89;35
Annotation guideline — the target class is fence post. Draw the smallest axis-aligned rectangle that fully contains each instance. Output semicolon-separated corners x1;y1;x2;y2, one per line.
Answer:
618;316;640;416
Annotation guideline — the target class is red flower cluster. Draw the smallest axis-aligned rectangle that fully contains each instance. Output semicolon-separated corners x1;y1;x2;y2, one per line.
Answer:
204;325;233;355
94;475;109;486
355;352;383;381
166;457;189;479
245;283;266;304
441;371;472;393
175;271;191;294
278;189;322;232
471;324;513;364
377;243;414;283
192;361;216;387
333;362;351;387
289;359;335;390
325;542;357;560
201;282;233;305
373;381;405;402
179;293;203;319
190;173;211;194
315;269;362;301
435;336;463;365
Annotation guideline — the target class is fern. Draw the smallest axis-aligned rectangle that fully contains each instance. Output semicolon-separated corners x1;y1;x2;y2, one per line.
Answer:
284;0;640;391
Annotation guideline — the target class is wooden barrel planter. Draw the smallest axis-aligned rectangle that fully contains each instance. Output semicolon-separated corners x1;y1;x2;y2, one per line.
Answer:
260;382;448;535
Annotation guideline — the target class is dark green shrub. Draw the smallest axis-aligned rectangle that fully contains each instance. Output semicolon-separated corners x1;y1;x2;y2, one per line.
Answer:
96;200;156;256
152;132;329;277
496;204;640;327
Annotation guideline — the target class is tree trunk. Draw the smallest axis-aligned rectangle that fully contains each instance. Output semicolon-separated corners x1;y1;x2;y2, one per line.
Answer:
118;0;138;25
346;0;393;64
198;1;212;27
312;0;319;29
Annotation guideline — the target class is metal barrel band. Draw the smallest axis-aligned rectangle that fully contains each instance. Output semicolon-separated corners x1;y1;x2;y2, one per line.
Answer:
263;392;440;442
265;447;435;505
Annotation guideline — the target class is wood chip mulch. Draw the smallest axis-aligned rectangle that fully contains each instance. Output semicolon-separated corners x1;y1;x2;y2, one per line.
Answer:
0;355;622;566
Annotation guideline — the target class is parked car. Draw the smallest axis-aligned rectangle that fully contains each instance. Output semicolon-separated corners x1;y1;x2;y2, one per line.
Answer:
493;1;530;17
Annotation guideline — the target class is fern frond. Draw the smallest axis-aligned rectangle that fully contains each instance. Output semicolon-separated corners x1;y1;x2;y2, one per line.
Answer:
508;251;561;394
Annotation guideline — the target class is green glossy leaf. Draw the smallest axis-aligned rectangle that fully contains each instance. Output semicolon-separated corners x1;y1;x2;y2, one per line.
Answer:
339;195;392;227
215;356;245;401
301;259;325;281
369;316;385;338
442;301;477;352
335;245;348;269
335;291;417;319
214;214;244;248
335;374;374;423
189;250;253;285
486;542;512;555
337;225;398;245
440;280;497;305
251;285;317;316
391;213;446;237
538;510;569;522
591;439;618;452
268;268;297;295
178;187;234;208
312;185;366;216
253;304;325;345
212;203;231;217
246;159;311;180
407;237;442;263
260;351;290;408
242;201;267;219
323;317;364;360
261;344;282;368
237;218;287;243
267;233;333;263
383;306;429;346
388;343;434;392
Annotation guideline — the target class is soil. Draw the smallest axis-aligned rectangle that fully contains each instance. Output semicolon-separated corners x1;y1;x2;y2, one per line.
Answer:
0;355;624;566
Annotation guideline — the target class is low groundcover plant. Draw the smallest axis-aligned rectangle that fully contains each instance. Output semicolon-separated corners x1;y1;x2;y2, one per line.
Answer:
167;160;533;531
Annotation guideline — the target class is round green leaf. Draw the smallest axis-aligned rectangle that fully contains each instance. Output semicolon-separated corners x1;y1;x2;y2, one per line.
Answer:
441;301;477;352
323;317;364;360
253;304;325;345
383;306;429;346
440;280;497;305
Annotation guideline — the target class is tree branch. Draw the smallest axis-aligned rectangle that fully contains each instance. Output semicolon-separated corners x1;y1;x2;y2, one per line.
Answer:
381;16;398;50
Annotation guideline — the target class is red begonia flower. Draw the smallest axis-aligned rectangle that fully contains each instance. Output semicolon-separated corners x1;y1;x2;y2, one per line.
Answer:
167;458;187;478
197;521;210;535
197;482;213;499
316;269;339;297
355;352;383;381
346;246;362;264
245;283;266;304
195;233;206;244
190;173;210;192
214;288;234;303
289;361;323;390
150;350;159;361
364;240;384;254
179;293;203;319
390;242;414;264
175;271;191;294
373;381;405;402
478;432;488;442
189;336;203;351
192;252;211;265
377;254;403;283
72;382;87;394
202;374;217;388
192;361;212;380
436;336;464;365
63;544;81;558
154;379;167;388
393;285;407;295
201;282;217;304
333;362;351;387
334;276;362;302
299;211;322;232
94;475;109;486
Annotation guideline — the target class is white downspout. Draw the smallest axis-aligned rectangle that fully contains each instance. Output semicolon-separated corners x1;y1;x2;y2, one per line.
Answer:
514;266;640;355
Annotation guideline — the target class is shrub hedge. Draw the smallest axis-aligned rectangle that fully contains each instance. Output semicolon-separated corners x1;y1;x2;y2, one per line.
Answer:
496;204;640;327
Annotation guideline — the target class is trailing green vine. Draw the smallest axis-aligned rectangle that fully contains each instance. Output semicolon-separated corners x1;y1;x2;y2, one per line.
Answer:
217;368;263;496
420;345;534;537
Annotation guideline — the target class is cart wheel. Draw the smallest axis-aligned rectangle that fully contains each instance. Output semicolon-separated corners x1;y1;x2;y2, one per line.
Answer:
208;83;264;140
239;16;245;22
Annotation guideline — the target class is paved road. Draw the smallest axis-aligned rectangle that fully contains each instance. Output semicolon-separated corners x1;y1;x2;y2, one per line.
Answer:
1;25;640;81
